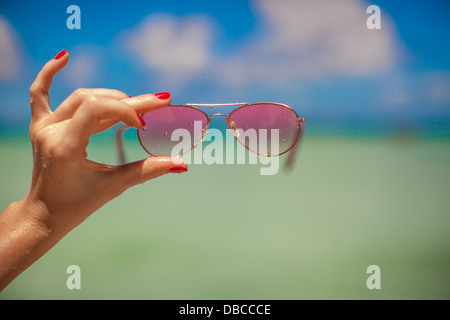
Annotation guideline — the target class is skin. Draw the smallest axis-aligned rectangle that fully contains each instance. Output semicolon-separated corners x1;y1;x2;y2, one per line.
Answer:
0;50;187;291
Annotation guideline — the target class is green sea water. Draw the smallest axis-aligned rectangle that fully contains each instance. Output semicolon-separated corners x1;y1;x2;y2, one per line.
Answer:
0;133;449;299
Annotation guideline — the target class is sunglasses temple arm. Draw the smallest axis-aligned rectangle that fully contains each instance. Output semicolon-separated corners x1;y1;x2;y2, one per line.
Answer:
284;125;305;170
114;125;131;165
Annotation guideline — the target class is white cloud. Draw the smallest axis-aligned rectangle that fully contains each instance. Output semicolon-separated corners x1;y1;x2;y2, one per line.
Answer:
216;0;398;86
61;45;103;88
0;16;22;80
118;0;398;88
123;13;214;86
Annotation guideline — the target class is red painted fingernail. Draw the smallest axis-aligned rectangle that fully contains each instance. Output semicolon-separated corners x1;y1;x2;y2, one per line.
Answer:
169;166;188;174
136;112;145;126
154;92;171;100
54;49;68;60
128;96;133;98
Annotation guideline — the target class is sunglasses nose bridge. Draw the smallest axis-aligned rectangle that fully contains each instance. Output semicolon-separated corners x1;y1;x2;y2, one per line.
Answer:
209;113;229;122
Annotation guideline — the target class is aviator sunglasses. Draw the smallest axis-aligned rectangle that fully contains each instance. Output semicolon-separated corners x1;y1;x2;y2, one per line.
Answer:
115;102;306;168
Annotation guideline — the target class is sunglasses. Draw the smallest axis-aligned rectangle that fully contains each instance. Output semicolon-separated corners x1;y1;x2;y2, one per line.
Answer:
115;102;305;169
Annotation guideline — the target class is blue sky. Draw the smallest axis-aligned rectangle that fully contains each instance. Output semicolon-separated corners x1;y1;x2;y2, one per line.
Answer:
0;0;449;135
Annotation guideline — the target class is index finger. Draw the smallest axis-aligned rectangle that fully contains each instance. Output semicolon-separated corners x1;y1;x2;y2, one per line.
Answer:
126;92;172;114
93;92;172;134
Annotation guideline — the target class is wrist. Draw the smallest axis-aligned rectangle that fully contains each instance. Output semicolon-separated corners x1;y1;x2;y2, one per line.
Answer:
19;190;78;239
17;195;53;237
0;199;55;291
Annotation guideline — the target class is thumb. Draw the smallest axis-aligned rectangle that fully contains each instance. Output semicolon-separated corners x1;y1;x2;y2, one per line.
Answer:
114;156;188;188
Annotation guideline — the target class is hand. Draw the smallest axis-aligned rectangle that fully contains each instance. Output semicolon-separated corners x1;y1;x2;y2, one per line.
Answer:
0;49;187;290
26;48;187;234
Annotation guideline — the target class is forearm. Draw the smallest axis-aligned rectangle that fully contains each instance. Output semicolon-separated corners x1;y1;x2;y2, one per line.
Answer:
0;198;61;291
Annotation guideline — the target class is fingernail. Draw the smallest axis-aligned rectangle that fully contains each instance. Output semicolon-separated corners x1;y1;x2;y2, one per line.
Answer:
154;92;171;100
169;166;188;174
54;49;68;60
136;112;146;126
128;96;133;98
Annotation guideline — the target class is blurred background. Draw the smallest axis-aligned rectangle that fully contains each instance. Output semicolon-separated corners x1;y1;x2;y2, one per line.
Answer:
0;0;449;299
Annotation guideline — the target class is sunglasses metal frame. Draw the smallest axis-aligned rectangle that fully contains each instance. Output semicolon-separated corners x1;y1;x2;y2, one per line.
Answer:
115;102;305;169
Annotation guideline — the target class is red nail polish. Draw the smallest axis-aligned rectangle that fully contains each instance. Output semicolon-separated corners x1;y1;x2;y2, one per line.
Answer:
155;92;171;100
54;49;68;60
169;166;188;174
136;112;145;126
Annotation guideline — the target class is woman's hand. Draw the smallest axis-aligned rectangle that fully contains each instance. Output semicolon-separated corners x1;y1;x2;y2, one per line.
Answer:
0;49;187;290
26;48;187;234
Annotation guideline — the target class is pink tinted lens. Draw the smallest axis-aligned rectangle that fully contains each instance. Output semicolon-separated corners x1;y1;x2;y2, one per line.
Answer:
228;103;300;156
138;106;208;156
